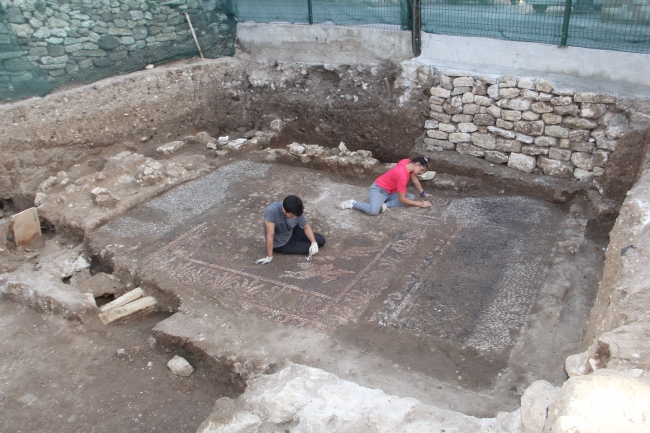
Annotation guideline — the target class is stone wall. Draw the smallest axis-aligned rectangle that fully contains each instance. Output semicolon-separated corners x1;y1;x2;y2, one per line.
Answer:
0;0;235;101
423;74;629;184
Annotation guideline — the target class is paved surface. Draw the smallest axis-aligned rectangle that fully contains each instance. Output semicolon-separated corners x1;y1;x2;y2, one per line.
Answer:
87;158;600;415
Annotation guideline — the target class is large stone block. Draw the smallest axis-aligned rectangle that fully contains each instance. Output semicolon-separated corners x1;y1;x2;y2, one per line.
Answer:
545;125;570;138
430;87;451;98
521;380;559;433
499;76;517;87
535;136;558;147
573;92;616;103
462;104;480;115
456;142;485;157
473;113;495;126
484;150;509;164
570;142;595;153
515;120;545;136
548;148;572;161
522;145;549;156
551;96;573;106
542;113;562;125
554;104;579;116
424;138;455;150
563;117;599;129
496;138;522;153
502;110;522;121
500;87;521;98
429;111;452;123
496;119;514;130
488;126;517;139
443;96;463;114
508;153;536;173
458;123;478;133
538;156;574;178
536;78;553;93
449;132;471;143
471;133;496;150
531;101;554;113
580;103;607;119
571;152;595;171
507;97;532;111
452;76;474;88
426;130;448;140
544;369;650;433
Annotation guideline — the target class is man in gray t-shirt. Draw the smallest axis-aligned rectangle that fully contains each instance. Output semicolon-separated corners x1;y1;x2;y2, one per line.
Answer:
255;195;326;265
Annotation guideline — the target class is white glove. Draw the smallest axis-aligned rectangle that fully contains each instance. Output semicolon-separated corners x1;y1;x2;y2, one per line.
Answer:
309;242;319;256
255;256;273;265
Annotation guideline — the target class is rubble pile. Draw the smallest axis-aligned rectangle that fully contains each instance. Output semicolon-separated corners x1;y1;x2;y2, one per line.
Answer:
269;141;380;177
35;149;211;236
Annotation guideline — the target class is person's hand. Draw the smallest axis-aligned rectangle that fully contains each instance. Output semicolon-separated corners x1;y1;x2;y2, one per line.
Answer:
309;242;319;256
255;256;273;265
423;192;432;197
420;201;432;208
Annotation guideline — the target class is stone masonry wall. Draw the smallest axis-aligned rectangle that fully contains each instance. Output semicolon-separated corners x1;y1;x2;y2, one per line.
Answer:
0;0;235;100
423;74;629;184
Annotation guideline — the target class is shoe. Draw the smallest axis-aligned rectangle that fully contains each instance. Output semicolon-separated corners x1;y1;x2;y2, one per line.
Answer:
340;199;356;210
380;203;388;213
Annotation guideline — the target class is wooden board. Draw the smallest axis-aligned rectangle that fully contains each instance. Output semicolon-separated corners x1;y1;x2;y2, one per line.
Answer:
98;296;157;325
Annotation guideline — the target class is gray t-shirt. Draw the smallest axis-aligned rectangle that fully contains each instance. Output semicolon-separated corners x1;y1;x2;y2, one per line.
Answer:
263;202;308;248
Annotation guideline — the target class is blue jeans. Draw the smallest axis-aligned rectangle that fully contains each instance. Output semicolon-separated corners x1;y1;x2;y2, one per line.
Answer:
352;182;414;216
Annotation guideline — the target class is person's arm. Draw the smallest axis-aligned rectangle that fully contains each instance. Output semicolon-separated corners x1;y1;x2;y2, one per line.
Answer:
398;191;431;208
410;173;432;198
303;223;317;244
264;219;275;257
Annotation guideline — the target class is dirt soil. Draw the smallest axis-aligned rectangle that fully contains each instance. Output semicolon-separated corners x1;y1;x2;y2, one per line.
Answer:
0;300;234;433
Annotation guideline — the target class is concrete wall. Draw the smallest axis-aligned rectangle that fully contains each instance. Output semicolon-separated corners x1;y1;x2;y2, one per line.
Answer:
236;22;412;64
420;33;650;89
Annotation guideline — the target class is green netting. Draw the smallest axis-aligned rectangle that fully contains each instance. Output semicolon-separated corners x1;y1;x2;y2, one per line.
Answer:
235;0;650;53
236;0;405;28
0;0;237;102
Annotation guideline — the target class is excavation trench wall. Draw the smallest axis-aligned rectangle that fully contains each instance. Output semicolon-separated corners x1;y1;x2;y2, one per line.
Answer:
1;53;650;429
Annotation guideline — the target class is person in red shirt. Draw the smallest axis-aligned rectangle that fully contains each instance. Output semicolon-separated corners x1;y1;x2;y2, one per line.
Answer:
340;156;432;215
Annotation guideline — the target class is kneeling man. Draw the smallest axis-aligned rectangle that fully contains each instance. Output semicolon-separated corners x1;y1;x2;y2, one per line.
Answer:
255;195;326;265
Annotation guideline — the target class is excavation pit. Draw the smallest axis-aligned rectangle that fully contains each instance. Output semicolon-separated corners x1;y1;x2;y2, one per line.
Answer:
2;57;648;428
83;157;605;415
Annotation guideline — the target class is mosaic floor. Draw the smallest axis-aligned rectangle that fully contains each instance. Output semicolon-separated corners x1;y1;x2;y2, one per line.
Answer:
97;161;564;352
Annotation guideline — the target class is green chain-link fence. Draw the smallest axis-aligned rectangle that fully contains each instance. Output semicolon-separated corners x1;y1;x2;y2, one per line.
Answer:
234;0;650;53
0;0;237;102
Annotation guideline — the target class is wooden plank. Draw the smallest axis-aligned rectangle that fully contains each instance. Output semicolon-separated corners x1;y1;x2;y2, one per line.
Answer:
98;287;145;313
13;207;41;247
98;296;157;325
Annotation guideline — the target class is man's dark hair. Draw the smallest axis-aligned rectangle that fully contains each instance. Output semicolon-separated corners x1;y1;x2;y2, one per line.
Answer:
411;156;429;167
283;195;304;217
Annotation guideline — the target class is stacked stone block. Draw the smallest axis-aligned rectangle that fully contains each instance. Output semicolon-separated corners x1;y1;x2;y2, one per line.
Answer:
424;74;628;182
1;0;234;96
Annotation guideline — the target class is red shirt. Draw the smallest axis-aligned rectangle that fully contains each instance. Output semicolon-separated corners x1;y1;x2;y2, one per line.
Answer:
375;159;412;194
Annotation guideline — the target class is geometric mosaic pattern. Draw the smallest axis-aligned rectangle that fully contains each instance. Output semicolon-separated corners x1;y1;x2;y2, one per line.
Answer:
375;196;562;352
147;222;430;329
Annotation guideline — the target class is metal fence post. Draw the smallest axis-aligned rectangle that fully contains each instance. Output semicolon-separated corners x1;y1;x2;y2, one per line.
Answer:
308;0;313;24
412;0;421;56
560;0;573;46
